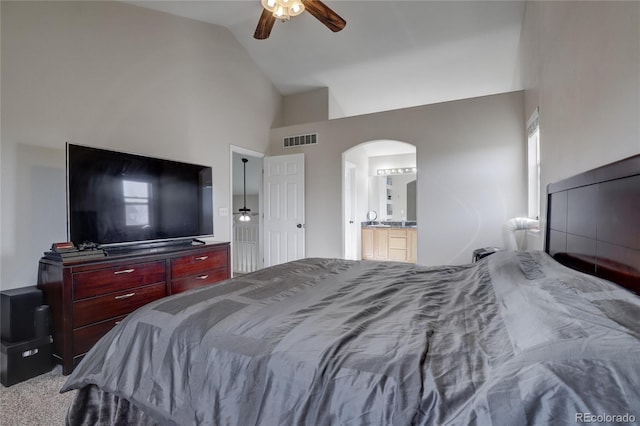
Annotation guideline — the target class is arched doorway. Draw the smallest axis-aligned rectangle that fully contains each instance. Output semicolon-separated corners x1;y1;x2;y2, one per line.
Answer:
342;140;416;260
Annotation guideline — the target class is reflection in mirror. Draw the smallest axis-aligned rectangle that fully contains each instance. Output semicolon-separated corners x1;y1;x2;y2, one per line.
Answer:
369;174;416;221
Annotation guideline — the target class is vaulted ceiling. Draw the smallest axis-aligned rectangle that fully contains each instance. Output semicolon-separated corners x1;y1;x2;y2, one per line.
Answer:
127;1;526;119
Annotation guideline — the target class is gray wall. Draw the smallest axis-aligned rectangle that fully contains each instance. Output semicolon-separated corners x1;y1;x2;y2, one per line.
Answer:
282;88;329;126
519;0;640;238
269;91;526;266
1;1;281;290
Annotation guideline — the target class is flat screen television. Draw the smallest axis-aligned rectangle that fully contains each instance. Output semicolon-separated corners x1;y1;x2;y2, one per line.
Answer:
67;143;213;248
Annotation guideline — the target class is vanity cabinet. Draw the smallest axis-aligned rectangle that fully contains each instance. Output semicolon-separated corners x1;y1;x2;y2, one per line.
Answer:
362;228;416;263
362;228;375;259
388;229;408;261
407;228;417;263
37;242;230;374
374;228;389;260
362;228;390;260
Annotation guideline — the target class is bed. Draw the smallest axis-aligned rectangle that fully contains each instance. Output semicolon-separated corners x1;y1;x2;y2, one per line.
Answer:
61;155;640;425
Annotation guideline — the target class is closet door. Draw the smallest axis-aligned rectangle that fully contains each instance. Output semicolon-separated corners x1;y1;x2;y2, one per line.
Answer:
263;154;305;267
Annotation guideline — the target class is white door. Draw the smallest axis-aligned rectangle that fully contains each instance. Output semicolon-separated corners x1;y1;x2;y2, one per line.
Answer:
344;161;358;260
263;153;305;267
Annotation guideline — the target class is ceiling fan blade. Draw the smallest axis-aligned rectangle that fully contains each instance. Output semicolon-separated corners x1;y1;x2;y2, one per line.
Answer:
303;0;346;32
254;8;276;40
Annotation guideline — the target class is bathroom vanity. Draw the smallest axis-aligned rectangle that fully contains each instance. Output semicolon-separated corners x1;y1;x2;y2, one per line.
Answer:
361;222;417;263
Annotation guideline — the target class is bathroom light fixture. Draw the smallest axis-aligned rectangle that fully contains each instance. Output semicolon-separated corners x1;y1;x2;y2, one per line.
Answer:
376;167;417;176
239;158;251;222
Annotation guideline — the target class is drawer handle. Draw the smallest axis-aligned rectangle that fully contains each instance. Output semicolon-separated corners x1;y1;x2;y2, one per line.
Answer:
114;268;135;275
195;256;208;261
196;274;209;280
114;292;136;300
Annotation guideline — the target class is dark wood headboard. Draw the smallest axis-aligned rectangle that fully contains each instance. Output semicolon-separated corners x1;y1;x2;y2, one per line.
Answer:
545;154;640;294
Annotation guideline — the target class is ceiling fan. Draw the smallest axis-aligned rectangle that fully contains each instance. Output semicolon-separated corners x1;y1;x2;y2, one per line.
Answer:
254;0;346;40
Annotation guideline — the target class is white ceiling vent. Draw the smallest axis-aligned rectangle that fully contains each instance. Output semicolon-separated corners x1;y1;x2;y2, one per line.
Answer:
283;133;317;148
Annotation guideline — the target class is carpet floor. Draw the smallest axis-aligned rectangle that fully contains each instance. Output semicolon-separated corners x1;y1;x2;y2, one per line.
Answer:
0;366;75;425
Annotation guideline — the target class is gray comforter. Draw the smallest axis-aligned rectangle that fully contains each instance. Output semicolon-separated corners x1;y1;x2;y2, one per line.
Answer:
62;251;640;425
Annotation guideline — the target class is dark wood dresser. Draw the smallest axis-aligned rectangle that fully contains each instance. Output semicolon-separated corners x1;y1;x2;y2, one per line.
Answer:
37;242;230;374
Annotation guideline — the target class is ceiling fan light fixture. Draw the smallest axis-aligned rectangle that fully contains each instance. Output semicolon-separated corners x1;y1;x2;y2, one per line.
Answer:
254;0;345;40
261;0;278;13
273;5;289;20
238;210;251;222
289;1;305;17
262;0;305;21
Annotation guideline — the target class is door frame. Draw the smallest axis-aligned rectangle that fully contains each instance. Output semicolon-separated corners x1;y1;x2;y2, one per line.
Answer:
343;161;358;260
230;145;265;276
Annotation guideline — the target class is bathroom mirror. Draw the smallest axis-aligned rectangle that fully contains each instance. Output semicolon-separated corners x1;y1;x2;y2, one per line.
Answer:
368;174;416;221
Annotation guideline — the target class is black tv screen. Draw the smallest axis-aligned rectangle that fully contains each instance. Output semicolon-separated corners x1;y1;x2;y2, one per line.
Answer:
67;143;213;246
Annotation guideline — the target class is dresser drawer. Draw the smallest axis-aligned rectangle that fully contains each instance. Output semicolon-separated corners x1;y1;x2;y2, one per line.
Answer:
171;268;229;294
171;250;227;278
73;283;166;328
73;261;166;300
73;315;127;355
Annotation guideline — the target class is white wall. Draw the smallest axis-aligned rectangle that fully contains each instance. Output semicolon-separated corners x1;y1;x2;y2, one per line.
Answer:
1;1;281;290
270;91;526;266
519;1;640;237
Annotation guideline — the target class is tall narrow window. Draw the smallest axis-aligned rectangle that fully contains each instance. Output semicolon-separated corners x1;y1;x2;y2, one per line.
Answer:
527;108;540;220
